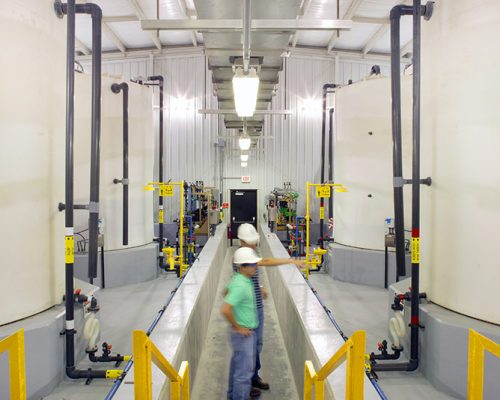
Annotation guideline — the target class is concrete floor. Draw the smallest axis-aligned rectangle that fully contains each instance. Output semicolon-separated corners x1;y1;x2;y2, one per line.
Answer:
42;272;179;400
191;248;299;400
308;273;460;400
42;255;460;400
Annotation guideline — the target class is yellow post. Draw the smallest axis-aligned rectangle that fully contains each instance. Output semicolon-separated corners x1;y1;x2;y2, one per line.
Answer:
179;180;185;276
305;181;311;278
303;360;316;400
133;330;153;399
180;361;190;400
0;329;26;400
346;330;366;399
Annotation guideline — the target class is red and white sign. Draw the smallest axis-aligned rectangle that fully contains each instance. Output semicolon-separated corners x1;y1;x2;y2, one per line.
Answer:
222;202;229;209
241;175;251;183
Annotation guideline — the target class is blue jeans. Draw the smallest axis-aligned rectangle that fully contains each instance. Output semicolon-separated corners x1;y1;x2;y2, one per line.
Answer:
227;329;256;400
252;307;264;382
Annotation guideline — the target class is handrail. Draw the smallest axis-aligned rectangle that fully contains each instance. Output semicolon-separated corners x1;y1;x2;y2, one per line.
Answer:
467;328;500;399
0;329;26;400
304;330;365;400
133;330;189;400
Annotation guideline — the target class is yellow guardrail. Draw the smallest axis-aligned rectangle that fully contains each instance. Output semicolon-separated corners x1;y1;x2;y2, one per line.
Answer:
0;329;26;400
304;330;365;400
467;328;500;399
133;330;189;400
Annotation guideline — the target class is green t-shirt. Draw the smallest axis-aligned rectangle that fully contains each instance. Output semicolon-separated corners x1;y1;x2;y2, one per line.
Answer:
224;273;258;329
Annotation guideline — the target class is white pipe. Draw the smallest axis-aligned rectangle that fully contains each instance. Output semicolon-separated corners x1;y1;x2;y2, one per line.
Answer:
83;312;100;352
243;0;251;71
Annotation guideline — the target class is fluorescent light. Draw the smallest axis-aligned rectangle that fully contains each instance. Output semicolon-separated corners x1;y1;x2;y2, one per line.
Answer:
241;161;248;167
240;153;249;162
232;67;259;117
239;136;251;150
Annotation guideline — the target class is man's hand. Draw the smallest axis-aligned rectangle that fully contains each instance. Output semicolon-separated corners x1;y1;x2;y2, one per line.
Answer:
261;286;269;300
293;259;305;269
235;326;252;336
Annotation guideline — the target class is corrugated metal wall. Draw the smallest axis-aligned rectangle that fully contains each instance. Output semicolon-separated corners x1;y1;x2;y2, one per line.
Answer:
81;53;392;223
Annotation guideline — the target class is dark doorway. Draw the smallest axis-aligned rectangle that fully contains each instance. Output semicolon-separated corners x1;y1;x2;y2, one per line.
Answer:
230;189;258;245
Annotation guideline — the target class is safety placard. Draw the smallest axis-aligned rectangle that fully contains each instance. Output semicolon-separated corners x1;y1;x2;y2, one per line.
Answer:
319;206;325;220
411;238;420;264
315;185;331;198
65;235;74;264
222;202;229;209
160;184;174;197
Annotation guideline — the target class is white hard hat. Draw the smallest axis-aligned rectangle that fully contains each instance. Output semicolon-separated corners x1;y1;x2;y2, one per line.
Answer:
237;223;260;245
233;247;262;265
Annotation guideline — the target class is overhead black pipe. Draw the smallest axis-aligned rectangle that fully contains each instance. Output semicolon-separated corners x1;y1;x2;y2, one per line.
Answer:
371;0;433;374
328;108;334;222
111;82;129;246
320;84;336;247
147;76;165;269
56;0;121;381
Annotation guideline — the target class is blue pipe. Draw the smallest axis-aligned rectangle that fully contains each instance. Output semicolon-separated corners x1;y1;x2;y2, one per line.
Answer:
104;272;188;399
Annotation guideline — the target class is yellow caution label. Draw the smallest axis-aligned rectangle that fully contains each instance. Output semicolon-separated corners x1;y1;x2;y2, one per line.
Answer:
105;369;123;379
65;235;74;264
315;185;331;198
411;238;420;264
160;184;174;197
319;206;325;220
158;209;164;223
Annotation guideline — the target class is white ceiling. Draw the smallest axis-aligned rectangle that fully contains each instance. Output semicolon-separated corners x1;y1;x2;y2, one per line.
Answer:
74;0;414;57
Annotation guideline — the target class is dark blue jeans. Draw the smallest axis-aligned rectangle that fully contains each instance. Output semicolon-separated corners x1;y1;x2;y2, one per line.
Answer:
252;307;264;382
227;329;256;400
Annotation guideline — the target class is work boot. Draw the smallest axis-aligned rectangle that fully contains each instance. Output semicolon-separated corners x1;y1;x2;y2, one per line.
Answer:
249;387;261;398
252;377;270;390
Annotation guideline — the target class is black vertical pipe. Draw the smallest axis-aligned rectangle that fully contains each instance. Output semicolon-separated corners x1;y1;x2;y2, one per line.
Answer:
58;0;107;379
410;0;422;366
320;84;336;246
328;108;334;221
148;76;164;268
111;83;129;246
62;0;76;377
390;5;412;279
76;3;103;281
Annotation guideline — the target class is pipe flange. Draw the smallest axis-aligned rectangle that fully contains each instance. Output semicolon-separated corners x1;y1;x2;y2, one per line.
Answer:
423;1;434;21
111;83;122;94
85;346;98;354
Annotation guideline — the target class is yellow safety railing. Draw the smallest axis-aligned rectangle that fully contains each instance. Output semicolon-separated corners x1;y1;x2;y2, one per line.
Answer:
0;329;26;400
467;328;500;399
133;330;189;400
304;330;365;400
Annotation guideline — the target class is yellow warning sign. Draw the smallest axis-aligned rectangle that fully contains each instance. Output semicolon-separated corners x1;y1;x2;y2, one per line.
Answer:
411;238;420;264
160;184;174;197
158;209;164;223
315;186;331;198
65;235;74;264
319;206;325;220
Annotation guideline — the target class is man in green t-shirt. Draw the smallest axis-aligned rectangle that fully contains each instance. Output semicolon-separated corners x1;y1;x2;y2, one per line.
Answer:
222;247;262;400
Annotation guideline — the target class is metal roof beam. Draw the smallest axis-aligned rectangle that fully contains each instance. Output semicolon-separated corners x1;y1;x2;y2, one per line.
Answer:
76;38;91;55
141;19;353;32
199;109;291;115
327;0;364;52
362;25;388;55
128;0;162;50
102;23;126;53
401;39;413;58
290;0;313;48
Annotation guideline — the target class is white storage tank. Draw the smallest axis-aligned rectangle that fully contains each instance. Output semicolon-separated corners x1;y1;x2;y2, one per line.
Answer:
73;74;154;251
0;0;66;325
421;0;500;324
334;76;412;250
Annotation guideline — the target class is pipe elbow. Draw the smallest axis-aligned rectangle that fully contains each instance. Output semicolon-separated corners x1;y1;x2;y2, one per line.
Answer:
407;359;419;372
390;5;412;20
322;83;337;91
148;75;164;83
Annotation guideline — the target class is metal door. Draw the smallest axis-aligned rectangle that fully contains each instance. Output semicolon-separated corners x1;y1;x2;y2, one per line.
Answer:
230;189;258;241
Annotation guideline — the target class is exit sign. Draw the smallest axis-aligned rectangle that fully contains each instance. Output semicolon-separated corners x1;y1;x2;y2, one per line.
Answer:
241;176;251;183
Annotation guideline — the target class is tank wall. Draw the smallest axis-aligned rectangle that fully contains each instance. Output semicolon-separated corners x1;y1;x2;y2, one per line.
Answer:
0;0;66;325
73;74;154;250
421;0;500;323
334;76;412;250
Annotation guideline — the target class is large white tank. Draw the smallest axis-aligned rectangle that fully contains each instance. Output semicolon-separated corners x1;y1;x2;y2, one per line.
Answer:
74;74;154;250
0;1;66;325
334;76;412;250
420;0;500;324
